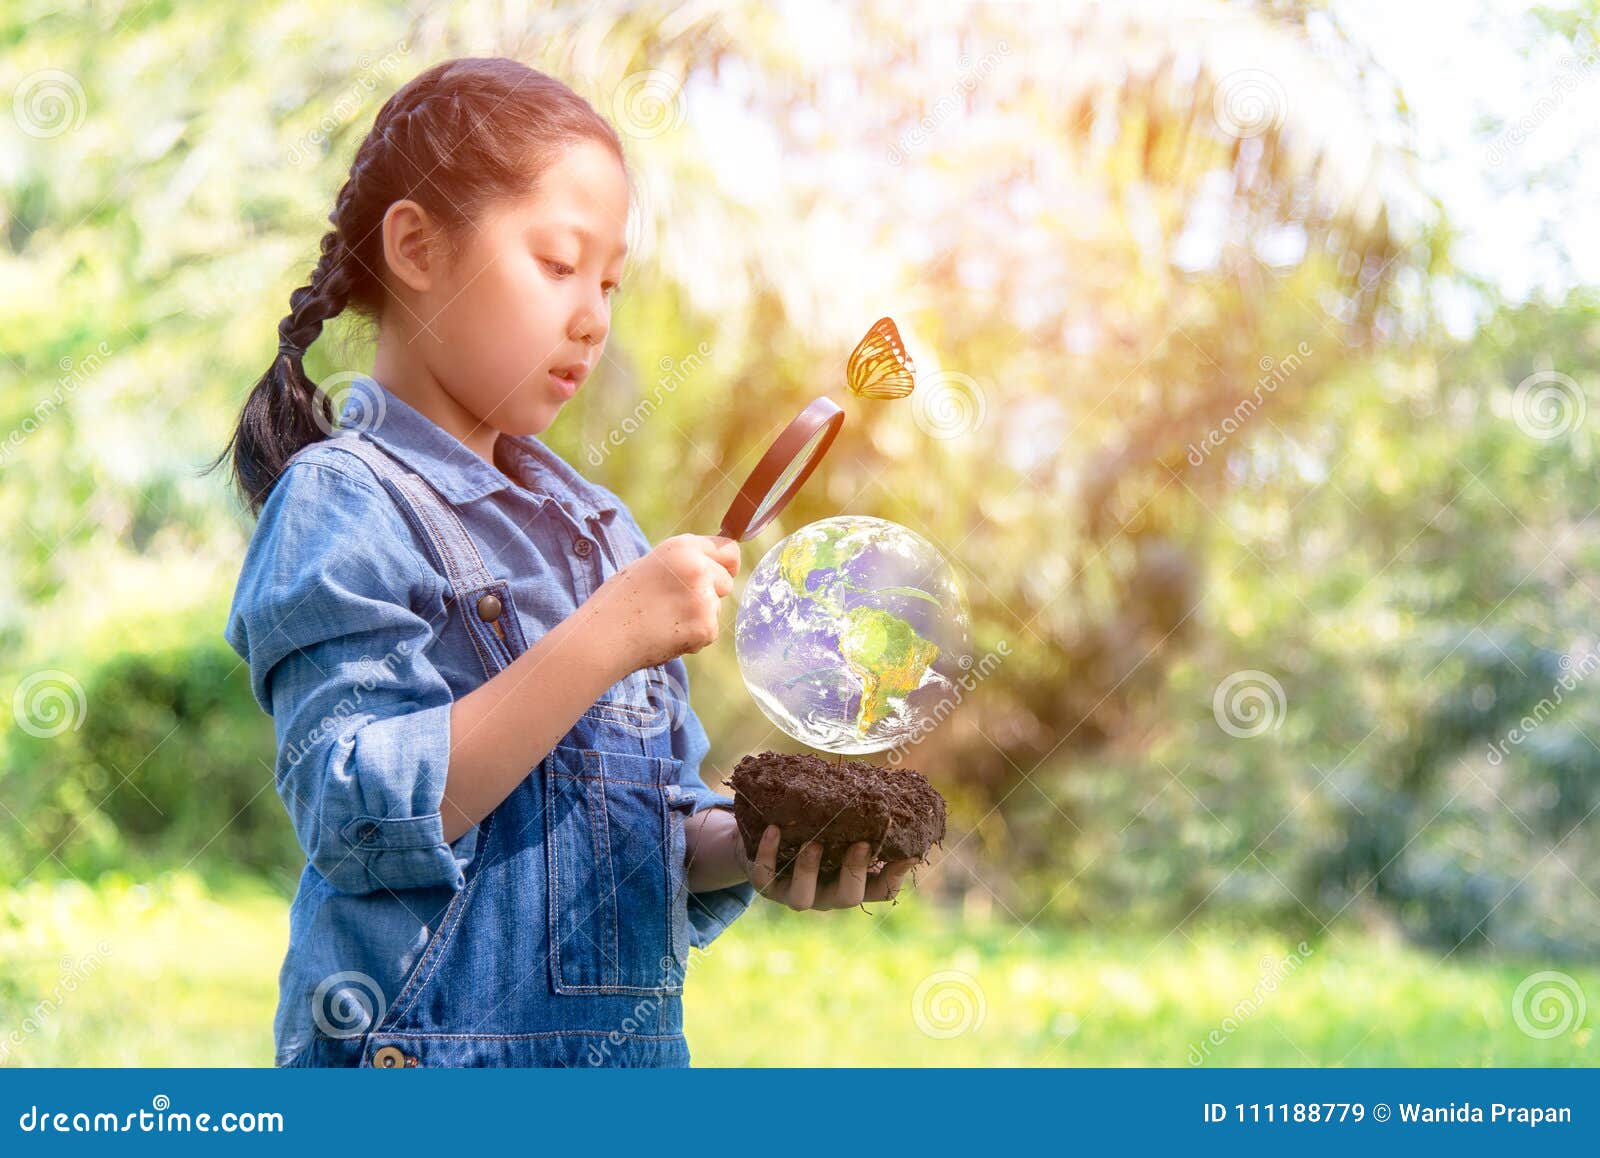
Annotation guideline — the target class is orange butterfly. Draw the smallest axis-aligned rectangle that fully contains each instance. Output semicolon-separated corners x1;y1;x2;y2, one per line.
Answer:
846;317;916;399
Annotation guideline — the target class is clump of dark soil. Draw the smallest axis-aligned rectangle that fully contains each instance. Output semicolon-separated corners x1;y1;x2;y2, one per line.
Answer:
728;750;946;883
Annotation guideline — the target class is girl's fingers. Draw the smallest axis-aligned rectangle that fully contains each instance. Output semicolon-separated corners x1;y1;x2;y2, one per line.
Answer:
864;857;921;902
704;535;741;578
750;824;781;894
829;841;873;909
786;841;823;910
751;834;919;909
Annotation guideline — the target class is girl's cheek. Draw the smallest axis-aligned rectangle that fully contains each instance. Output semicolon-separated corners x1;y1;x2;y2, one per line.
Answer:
508;269;561;324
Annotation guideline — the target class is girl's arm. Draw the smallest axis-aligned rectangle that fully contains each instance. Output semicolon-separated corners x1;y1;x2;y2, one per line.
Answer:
682;807;748;892
440;533;739;844
440;596;631;843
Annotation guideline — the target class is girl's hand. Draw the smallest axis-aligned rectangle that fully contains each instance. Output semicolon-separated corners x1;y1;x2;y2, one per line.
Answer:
588;533;740;671
737;824;921;912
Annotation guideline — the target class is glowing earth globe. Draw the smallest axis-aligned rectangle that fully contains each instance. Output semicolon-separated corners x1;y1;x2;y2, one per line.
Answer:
734;516;971;754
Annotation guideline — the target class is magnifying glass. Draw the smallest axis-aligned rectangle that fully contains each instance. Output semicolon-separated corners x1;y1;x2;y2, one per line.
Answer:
715;397;845;541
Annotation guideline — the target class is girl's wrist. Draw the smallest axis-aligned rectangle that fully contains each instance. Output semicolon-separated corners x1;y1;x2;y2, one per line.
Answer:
574;583;643;684
684;806;748;892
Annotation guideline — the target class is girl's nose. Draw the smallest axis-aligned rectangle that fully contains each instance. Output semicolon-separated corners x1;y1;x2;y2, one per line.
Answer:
572;298;608;346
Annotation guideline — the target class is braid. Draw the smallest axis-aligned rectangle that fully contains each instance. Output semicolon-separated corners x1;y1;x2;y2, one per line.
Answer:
374;91;468;208
278;226;356;358
209;168;368;514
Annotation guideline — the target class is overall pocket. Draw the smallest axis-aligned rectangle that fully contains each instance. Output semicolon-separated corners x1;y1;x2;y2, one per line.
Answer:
543;743;686;995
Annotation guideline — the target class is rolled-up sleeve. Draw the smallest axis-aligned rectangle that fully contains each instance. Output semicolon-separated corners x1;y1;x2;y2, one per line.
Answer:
224;457;472;896
664;655;756;949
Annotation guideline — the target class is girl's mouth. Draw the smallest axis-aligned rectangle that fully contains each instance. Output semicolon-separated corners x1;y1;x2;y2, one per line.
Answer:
549;369;579;399
548;360;589;398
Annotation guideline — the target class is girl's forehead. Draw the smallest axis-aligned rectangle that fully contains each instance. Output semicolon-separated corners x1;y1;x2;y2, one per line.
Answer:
537;143;624;214
517;142;628;243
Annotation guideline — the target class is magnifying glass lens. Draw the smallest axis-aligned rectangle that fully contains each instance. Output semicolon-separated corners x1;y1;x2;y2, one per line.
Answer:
715;396;845;542
749;424;833;529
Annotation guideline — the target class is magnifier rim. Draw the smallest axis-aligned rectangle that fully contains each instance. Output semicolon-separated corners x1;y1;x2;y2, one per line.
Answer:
719;396;845;540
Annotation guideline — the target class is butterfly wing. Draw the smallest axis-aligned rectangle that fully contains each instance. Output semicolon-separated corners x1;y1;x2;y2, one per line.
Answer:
846;316;916;399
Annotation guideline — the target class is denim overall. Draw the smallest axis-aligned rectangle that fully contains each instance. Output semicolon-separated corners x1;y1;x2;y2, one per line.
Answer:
288;433;697;1067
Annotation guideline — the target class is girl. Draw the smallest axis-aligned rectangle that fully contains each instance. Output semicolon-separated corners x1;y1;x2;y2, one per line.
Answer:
216;57;919;1068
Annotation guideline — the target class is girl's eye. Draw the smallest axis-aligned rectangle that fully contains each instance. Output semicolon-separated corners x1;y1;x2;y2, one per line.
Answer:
543;259;575;278
603;282;622;299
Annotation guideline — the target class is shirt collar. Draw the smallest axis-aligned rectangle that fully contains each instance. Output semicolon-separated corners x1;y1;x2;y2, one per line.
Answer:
339;375;619;519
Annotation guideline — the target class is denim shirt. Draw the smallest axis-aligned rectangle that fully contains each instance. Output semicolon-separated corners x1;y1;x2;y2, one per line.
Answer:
224;376;754;1067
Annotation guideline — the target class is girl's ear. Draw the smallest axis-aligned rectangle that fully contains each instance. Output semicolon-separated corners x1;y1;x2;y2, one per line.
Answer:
381;198;445;294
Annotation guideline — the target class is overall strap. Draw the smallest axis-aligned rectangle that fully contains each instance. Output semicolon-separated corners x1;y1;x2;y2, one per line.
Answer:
314;434;516;681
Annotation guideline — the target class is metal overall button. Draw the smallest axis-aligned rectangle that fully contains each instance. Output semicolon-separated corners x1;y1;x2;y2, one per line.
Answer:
372;1045;418;1068
475;593;503;622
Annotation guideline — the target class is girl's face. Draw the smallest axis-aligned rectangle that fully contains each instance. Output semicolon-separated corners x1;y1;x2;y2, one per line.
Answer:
388;138;630;438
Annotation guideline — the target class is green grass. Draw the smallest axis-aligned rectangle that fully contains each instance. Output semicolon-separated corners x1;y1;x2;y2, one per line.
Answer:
1;872;1594;1066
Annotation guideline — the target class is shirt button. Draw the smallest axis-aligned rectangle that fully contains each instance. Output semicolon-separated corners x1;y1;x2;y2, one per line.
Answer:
476;593;503;622
372;1045;409;1068
574;537;594;558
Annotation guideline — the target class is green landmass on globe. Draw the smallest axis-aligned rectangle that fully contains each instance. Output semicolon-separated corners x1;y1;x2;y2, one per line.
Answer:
838;606;941;732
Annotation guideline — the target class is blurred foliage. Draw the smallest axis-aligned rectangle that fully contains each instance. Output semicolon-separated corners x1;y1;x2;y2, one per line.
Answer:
1;631;295;890
0;0;1597;978
1014;294;1600;958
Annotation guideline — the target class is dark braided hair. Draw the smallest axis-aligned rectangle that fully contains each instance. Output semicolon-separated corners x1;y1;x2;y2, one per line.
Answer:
210;57;625;514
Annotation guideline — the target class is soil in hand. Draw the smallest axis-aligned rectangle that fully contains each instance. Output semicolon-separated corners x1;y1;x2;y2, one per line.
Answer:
728;750;946;883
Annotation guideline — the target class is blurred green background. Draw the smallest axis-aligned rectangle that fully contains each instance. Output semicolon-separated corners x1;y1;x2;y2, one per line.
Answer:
3;0;1599;1065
